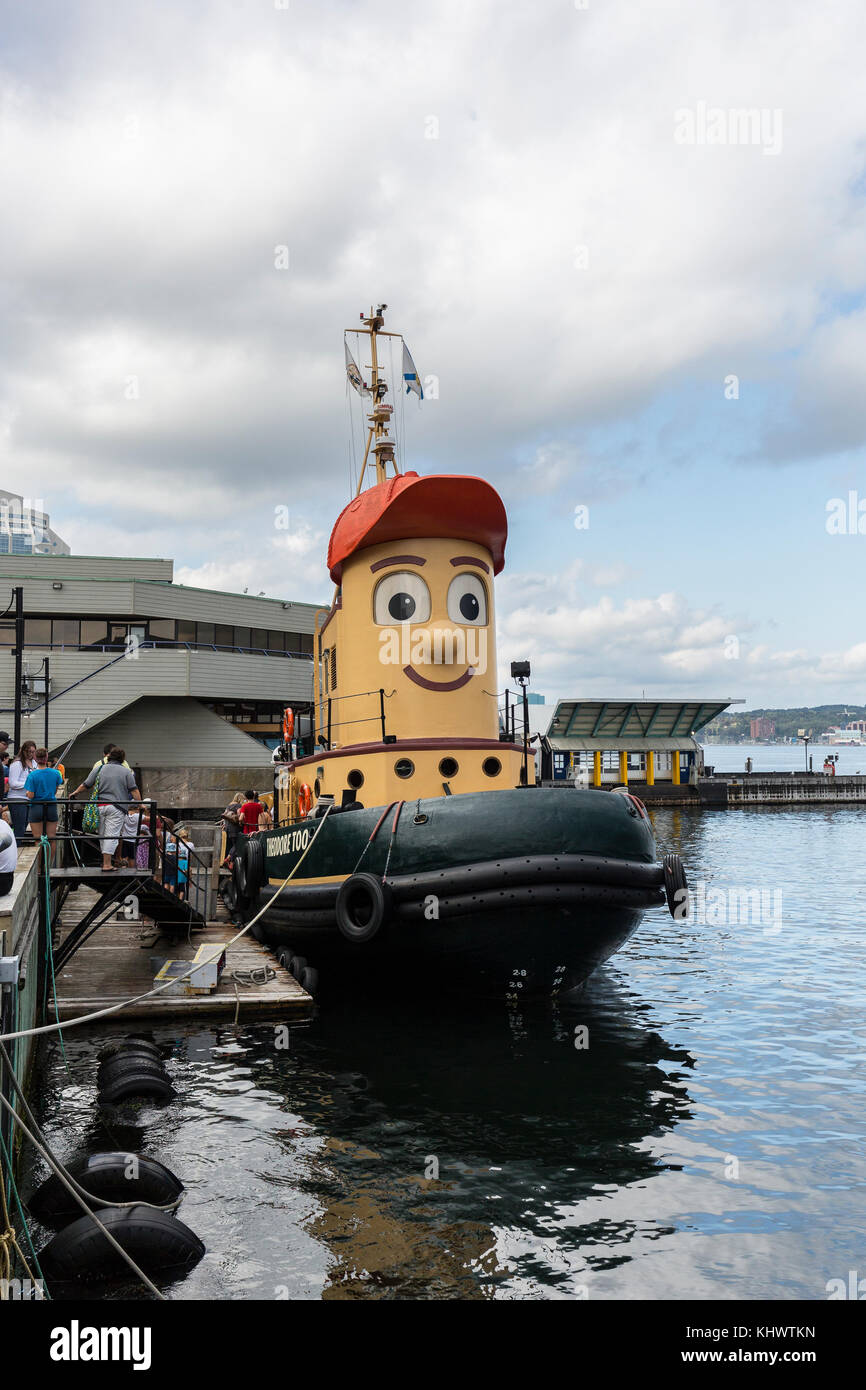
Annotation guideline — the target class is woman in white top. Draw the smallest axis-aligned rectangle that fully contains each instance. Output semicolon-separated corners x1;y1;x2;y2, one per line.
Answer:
6;740;37;843
0;810;18;895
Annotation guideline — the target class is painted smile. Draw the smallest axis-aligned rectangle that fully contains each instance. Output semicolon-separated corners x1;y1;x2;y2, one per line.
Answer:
403;664;475;692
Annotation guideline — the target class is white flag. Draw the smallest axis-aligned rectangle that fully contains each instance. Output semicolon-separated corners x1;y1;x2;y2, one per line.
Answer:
345;339;370;396
402;342;423;400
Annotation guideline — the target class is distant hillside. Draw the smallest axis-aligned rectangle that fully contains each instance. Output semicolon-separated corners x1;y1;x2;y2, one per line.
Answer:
702;705;866;743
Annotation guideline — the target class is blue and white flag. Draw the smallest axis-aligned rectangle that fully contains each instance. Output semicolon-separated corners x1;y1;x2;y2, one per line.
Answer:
345;338;370;396
402;342;423;399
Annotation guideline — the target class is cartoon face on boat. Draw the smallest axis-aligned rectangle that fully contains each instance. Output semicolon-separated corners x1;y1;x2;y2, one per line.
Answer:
325;472;507;741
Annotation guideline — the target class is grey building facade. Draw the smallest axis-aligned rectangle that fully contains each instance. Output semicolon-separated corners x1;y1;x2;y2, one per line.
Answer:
0;553;321;813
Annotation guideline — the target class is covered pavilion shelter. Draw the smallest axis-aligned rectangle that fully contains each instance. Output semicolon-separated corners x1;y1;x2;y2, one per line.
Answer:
538;699;742;789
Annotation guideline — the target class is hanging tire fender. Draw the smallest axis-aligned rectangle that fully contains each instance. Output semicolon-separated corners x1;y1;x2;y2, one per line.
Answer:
335;873;392;944
662;853;689;919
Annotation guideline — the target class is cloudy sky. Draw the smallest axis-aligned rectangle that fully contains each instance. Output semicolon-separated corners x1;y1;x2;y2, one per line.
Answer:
1;0;865;708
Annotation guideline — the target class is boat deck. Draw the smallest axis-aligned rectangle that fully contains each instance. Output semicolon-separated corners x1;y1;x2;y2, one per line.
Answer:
49;887;312;1023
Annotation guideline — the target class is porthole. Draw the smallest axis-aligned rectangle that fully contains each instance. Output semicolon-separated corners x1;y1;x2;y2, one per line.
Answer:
438;756;459;778
347;769;365;789
394;758;415;779
314;778;321;796
482;756;502;778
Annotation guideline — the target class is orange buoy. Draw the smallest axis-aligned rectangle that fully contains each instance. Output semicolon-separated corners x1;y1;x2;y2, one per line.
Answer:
282;707;295;742
297;783;313;818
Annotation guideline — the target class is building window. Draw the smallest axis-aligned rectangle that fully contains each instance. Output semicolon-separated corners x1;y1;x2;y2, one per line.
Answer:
24;618;51;645
80;620;108;648
52;618;80;647
148;619;175;642
233;626;250;648
196;622;215;646
251;627;268;650
299;633;313;656
268;630;286;651
177;620;195;645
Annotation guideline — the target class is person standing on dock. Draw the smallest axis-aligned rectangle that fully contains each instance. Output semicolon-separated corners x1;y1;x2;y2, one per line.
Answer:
6;739;37;843
70;747;142;871
0;809;18;896
25;747;63;864
240;789;265;835
0;731;10;803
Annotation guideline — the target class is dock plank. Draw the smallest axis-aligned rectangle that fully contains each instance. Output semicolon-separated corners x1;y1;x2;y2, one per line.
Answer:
49;887;311;1023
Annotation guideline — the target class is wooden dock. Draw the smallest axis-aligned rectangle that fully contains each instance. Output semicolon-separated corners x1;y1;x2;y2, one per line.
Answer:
49;886;312;1023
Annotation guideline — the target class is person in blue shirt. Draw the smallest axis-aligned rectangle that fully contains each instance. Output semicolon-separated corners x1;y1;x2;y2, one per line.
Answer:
25;747;64;864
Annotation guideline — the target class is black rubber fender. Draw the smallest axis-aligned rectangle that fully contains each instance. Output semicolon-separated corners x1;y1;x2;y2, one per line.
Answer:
663;852;689;919
28;1153;184;1227
233;845;250;903
244;836;265;894
98;1038;162;1064
97;1054;170;1088
97;1067;175;1105
40;1205;204;1280
335;873;392;944
221;876;239;914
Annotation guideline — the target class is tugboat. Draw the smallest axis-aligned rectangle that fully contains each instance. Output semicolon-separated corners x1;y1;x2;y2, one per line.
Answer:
230;306;687;997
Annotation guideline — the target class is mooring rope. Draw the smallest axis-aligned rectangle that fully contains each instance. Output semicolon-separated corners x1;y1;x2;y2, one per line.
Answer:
0;806;334;1044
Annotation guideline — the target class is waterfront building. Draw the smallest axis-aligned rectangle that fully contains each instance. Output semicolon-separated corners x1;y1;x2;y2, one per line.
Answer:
749;716;776;740
538;698;741;788
0;552;320;813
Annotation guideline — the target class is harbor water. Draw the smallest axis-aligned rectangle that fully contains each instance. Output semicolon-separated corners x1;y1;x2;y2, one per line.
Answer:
28;764;866;1300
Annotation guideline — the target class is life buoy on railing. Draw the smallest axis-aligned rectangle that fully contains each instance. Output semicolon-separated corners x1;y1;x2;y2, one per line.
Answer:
282;707;295;742
297;782;313;818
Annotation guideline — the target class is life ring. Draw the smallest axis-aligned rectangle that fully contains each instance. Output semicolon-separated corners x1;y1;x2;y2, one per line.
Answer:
335;872;392;944
40;1206;205;1280
282;706;295;742
297;783;313;818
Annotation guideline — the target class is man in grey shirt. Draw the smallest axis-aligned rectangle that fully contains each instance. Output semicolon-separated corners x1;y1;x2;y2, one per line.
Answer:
71;747;141;871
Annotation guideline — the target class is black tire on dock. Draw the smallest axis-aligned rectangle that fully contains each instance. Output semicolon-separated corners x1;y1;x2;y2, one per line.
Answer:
335;873;392;944
233;850;249;904
662;853;689;919
300;966;319;997
244;837;265;893
288;955;307;981
97;1067;175;1105
40;1205;204;1280
277;948;293;970
28;1153;184;1227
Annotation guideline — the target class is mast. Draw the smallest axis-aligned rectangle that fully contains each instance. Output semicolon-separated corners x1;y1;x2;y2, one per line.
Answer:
349;304;402;491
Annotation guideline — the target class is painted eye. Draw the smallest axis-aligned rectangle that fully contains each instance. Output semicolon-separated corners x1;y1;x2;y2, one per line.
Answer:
373;571;431;624
447;573;488;626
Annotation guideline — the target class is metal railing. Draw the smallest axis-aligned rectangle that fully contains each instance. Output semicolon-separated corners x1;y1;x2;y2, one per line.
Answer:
52;797;214;922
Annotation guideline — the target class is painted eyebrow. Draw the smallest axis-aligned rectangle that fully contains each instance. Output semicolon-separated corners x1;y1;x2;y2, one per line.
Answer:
369;554;427;573
450;556;490;573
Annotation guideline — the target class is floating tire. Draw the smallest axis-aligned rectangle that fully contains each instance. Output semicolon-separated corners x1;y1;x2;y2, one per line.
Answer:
98;1066;175;1105
98;1038;162;1064
40;1205;204;1280
97;1055;170;1088
335;873;392;944
300;966;319;997
28;1153;184;1227
662;853;689;919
